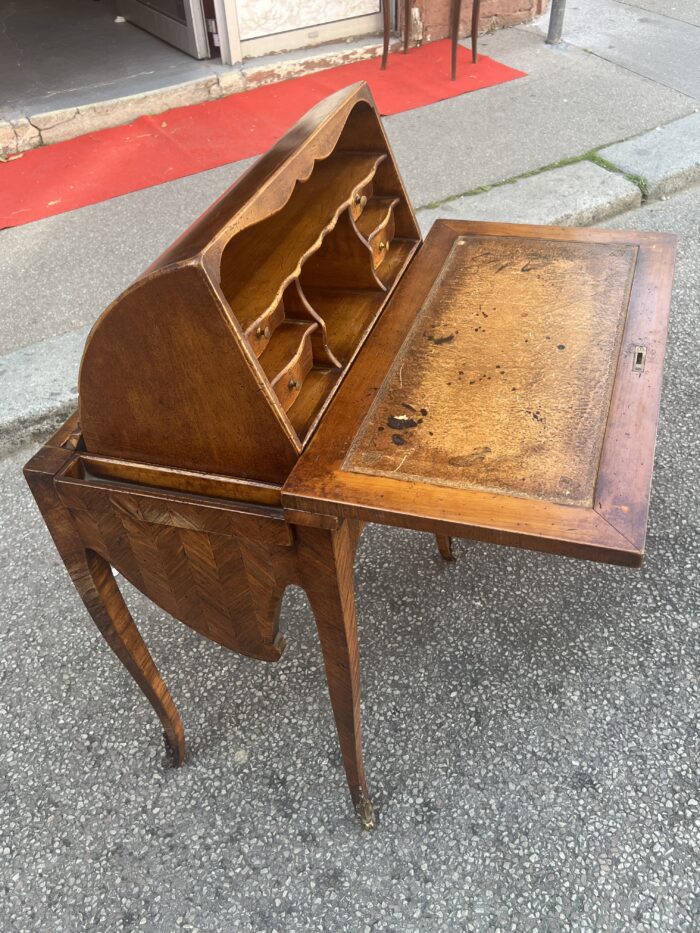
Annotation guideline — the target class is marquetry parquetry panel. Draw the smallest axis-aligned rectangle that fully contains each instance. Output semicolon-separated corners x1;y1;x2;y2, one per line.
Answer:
55;477;293;661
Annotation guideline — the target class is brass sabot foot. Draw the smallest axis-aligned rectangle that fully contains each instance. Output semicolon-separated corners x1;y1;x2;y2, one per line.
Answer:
356;790;377;831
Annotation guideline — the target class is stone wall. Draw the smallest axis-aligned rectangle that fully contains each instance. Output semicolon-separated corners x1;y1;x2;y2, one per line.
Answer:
402;0;549;45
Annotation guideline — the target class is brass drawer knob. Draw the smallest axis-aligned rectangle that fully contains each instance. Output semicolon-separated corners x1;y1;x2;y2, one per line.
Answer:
255;326;271;339
288;378;302;391
354;194;367;208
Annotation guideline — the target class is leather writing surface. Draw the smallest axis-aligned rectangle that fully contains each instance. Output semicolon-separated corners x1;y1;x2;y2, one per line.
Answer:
344;235;637;506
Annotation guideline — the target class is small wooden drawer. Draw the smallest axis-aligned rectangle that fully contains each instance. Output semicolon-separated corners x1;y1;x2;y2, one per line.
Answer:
349;180;374;221
369;209;396;269
259;321;315;410
274;342;313;410
246;300;285;358
355;197;398;241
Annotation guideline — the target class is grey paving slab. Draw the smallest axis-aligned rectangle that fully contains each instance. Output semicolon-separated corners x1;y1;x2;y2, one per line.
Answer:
416;159;641;235
617;0;700;27
0;0;225;119
1;187;698;933
529;0;700;100
0;160;252;355
599;111;700;198
385;25;695;208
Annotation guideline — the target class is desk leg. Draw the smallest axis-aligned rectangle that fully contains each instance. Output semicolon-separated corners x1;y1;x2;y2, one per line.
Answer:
381;0;390;69
25;467;186;766
450;0;463;80
296;521;375;830
451;0;480;78
435;534;456;561
471;0;481;64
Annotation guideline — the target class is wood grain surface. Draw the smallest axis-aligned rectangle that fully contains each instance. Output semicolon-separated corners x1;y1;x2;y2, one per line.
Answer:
26;435;375;826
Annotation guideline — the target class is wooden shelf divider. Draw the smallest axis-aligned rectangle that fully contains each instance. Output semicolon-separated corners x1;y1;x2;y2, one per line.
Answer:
219;151;387;331
216;146;420;445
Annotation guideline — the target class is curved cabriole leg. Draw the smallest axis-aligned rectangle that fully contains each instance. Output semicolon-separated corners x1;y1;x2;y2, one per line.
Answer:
296;521;375;830
471;0;481;64
435;534;456;561
381;0;390;69
24;457;186;765
81;550;186;764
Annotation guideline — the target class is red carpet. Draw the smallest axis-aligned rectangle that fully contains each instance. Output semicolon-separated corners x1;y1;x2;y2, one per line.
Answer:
1;40;525;229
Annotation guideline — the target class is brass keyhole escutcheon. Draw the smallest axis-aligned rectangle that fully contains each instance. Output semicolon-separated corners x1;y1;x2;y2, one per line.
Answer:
633;345;647;373
288;379;302;391
379;240;389;252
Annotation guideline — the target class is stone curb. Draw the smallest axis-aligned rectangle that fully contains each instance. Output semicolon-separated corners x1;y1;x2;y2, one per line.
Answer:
415;159;641;235
598;111;700;200
0;328;87;457
0;37;395;158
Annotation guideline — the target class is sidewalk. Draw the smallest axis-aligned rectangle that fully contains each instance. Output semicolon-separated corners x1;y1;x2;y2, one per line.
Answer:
2;0;699;454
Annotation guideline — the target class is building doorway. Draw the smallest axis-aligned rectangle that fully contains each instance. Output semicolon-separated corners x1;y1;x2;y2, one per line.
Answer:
116;0;387;64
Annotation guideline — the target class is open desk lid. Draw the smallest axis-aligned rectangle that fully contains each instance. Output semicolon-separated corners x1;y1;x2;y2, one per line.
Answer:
282;220;676;566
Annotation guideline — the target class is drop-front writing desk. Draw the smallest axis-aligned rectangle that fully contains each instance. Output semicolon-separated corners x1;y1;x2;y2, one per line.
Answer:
25;83;675;830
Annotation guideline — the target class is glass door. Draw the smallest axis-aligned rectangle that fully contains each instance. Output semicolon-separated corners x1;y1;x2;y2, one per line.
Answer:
117;0;211;59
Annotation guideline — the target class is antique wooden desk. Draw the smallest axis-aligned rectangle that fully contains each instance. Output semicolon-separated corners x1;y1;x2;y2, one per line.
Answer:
25;83;675;830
